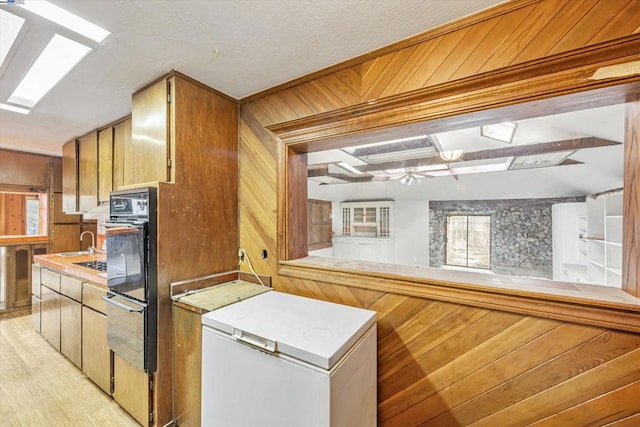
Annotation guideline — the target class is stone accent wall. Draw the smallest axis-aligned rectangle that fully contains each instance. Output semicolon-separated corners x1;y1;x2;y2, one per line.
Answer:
429;197;584;279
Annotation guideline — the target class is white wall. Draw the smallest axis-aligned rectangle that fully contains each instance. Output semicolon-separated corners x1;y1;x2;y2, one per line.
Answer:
393;200;430;267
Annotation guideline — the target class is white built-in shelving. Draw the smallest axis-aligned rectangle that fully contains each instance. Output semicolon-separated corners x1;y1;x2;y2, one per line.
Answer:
586;190;623;287
553;190;623;287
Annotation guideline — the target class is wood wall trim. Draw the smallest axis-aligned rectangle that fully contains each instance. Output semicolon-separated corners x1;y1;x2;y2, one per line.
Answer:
278;259;640;333
623;96;640;296
267;35;640;145
240;0;541;105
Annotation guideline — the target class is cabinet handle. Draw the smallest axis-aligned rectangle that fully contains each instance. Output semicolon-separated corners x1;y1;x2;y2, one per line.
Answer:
101;294;145;313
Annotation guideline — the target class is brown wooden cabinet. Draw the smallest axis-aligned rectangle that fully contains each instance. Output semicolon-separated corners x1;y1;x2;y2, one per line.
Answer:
98;127;114;203
62;139;78;213
40;284;61;351
31;264;41;333
112;118;130;191
78;131;98;212
113;353;151;426
127;78;172;186
60;294;82;368
81;288;111;395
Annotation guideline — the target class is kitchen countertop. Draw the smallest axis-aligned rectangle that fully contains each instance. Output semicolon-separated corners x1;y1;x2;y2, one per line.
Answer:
34;252;107;287
172;280;271;314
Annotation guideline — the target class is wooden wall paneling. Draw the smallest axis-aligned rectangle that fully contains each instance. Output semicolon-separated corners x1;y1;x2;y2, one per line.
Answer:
588;0;640;45
2;194;24;235
51;157;62;193
474;347;640;426
547;0;633;55
97;127;114;203
0;150;50;187
49;224;80;254
61;140;78;213
423;330;640;426
78;132;98;212
155;74;238;426
286;146;307;260
173;304;202;427
239;106;279;278
235;2;640;425
623;96;639;296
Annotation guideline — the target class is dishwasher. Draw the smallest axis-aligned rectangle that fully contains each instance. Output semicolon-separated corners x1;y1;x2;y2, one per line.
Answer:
201;290;377;427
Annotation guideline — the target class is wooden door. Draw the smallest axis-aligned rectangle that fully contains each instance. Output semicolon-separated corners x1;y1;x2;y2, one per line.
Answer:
98;127;114;203
112;118;130;191
78;132;98;212
128;79;170;185
82;306;111;394
61;139;78;213
40;285;61;351
60;295;82;368
308;199;332;251
113;353;150;425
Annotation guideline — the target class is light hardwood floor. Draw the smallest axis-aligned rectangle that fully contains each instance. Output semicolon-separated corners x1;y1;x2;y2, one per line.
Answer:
0;309;139;426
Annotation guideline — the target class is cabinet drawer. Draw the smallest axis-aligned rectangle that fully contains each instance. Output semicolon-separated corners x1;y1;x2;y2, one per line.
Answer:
82;282;107;314
60;275;83;302
41;268;61;292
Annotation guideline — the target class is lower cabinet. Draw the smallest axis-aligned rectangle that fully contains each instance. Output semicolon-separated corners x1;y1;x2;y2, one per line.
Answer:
82;305;112;394
173;304;203;427
40;285;61;351
113;353;151;426
31;295;41;333
60;295;82;368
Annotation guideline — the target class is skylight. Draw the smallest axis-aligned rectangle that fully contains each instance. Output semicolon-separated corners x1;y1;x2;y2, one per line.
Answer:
18;1;110;43
0;102;29;115
0;9;25;68
8;34;92;108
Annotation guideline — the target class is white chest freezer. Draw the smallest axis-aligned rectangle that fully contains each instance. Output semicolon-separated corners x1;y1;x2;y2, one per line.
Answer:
201;291;377;427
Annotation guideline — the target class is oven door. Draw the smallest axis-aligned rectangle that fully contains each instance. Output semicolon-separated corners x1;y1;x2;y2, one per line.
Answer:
103;291;149;371
105;223;147;302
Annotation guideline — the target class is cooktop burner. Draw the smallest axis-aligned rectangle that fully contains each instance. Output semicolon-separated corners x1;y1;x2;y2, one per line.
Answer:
74;260;107;272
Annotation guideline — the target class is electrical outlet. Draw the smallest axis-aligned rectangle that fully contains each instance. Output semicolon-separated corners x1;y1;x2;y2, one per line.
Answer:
238;248;245;262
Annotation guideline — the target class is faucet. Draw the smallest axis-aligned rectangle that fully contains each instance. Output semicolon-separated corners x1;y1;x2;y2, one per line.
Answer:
80;231;96;253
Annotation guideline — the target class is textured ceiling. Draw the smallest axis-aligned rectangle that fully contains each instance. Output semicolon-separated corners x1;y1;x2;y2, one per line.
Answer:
0;0;506;156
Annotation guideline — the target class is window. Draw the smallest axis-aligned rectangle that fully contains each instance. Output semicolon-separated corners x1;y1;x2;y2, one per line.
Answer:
446;215;490;269
25;196;40;235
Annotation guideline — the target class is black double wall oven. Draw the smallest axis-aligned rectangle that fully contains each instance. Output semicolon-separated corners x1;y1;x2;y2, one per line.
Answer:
102;187;157;373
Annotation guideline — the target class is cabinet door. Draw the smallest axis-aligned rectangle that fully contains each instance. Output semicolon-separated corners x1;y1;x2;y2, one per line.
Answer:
128;78;170;185
82;306;112;394
113;118;130;191
113;353;150;425
78;131;98;212
62;139;78;213
60;295;82;368
40;285;61;351
98;127;114;203
32;295;41;333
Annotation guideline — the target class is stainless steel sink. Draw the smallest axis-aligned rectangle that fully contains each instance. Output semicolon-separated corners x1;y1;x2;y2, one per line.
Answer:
55;251;92;257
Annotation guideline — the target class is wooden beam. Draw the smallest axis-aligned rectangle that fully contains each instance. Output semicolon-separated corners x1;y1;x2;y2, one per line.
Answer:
355;137;618;172
351;138;433;157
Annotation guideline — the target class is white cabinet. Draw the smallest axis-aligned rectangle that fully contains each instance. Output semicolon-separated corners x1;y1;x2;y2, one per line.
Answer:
333;236;393;263
340;201;393;237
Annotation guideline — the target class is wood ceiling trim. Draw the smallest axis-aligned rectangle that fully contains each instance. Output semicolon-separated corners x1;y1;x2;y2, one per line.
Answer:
353;137;618;173
267;35;640;146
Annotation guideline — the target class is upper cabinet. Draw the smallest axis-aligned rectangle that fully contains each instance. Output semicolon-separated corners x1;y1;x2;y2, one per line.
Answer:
62;139;78;213
113;118;130;191
78;131;98;212
127;78;173;186
98;127;114;204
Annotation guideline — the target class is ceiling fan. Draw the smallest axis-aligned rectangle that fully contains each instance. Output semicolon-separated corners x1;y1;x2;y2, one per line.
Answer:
387;167;434;185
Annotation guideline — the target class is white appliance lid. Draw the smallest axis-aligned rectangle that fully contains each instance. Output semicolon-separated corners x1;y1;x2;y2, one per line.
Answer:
202;291;376;370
